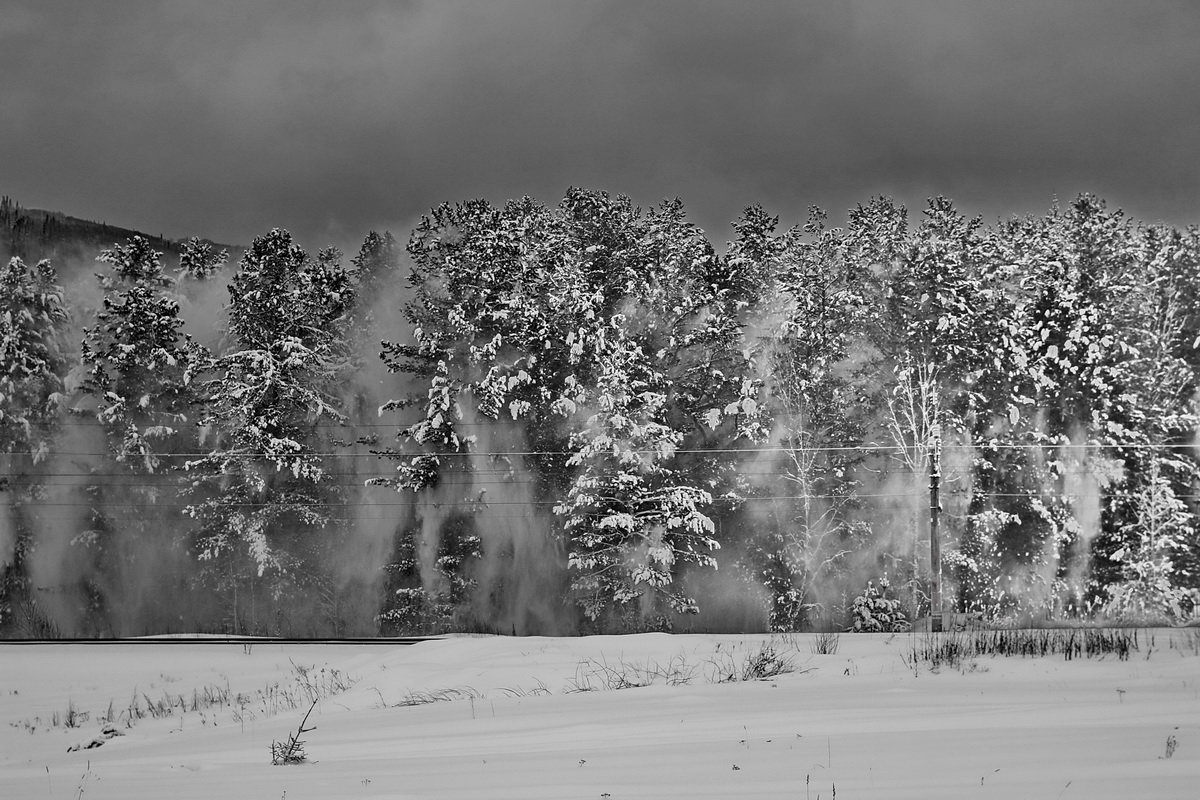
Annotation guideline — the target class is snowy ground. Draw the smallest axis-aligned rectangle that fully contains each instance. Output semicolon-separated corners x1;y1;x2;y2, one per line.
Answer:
2;630;1198;799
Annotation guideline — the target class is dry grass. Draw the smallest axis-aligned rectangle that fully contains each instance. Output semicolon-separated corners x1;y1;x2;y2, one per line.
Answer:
902;627;1147;673
14;661;356;735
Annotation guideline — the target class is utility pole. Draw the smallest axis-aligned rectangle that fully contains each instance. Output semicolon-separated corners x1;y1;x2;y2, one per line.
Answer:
929;423;943;633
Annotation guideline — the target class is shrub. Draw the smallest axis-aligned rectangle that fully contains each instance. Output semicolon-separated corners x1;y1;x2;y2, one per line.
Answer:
271;701;317;766
849;577;909;632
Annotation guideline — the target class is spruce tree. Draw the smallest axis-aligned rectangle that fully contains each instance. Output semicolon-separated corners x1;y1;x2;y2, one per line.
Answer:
186;229;355;632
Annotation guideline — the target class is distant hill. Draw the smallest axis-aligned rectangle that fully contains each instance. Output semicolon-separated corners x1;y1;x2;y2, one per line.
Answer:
0;195;241;280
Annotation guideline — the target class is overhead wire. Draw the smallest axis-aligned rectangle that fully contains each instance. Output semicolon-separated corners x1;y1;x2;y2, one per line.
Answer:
10;435;1191;514
27;441;1200;459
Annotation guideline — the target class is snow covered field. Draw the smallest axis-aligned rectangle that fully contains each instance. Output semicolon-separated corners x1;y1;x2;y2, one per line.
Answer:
2;631;1198;799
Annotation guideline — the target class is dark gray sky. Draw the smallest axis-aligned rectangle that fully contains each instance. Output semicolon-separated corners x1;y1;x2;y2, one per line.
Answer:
4;0;1199;250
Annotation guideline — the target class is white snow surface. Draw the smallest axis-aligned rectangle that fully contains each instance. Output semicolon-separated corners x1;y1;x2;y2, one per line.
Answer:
2;631;1198;799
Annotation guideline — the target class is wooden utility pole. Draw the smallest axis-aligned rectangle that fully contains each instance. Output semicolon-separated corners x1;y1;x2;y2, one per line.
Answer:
929;423;943;633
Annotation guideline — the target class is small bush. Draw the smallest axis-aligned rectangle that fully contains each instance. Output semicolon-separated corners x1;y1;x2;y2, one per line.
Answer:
271;701;317;766
850;577;909;633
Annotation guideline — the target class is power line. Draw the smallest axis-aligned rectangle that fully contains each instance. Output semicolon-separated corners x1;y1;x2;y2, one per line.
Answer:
47;406;1200;432
2;471;1154;493
4;465;1163;478
11;490;1187;510
26;441;1200;459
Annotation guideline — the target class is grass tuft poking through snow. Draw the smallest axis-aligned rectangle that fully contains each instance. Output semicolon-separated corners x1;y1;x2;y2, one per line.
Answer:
811;631;840;655
903;626;1144;673
13;659;356;736
709;636;803;682
396;686;482;706
566;653;698;692
564;638;803;692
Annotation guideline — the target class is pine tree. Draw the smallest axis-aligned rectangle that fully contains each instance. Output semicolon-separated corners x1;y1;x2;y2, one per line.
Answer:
0;256;69;464
77;236;207;473
0;256;70;632
1103;462;1198;620
350;231;400;311
178;237;228;281
187;229;355;602
51;237;210;633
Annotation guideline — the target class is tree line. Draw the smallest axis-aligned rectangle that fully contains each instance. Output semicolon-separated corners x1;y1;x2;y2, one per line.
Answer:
2;189;1198;636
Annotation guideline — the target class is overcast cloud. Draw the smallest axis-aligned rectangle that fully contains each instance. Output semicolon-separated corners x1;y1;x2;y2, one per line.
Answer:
3;0;1199;249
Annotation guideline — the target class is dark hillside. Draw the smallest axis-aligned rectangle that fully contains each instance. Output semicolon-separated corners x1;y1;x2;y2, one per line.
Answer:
0;195;240;276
